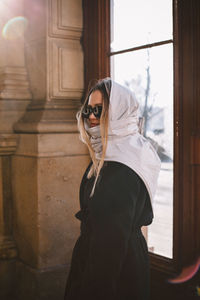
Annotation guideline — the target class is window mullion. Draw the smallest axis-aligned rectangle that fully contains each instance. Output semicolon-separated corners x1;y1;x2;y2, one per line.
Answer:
110;39;173;56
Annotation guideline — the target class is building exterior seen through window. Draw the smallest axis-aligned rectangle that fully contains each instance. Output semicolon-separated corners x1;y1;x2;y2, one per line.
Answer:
110;0;173;258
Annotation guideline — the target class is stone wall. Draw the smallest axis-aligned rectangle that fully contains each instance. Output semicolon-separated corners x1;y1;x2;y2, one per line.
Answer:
0;1;89;299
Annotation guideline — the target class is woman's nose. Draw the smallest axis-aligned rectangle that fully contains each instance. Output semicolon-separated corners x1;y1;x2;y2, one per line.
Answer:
89;112;96;119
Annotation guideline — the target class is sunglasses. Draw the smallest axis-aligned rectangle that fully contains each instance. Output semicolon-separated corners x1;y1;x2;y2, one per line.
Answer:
82;105;103;119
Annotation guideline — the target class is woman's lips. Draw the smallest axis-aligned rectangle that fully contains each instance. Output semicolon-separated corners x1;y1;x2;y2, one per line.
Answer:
90;122;99;127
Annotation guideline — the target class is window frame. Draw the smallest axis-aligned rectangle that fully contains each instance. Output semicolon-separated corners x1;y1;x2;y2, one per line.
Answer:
82;0;200;295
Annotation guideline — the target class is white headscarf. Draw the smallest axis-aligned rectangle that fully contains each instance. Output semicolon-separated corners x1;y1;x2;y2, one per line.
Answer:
86;80;161;204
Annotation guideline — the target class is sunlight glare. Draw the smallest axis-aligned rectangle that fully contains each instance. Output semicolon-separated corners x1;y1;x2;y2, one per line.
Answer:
2;16;28;40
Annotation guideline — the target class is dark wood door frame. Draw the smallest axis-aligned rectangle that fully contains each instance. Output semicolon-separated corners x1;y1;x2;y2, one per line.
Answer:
82;0;200;298
82;0;110;96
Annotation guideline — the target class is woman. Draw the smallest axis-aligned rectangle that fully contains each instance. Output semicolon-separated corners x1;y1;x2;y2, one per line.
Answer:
64;78;161;300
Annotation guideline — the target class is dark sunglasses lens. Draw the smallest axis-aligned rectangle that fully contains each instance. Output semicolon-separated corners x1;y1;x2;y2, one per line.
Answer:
93;106;102;118
82;106;90;118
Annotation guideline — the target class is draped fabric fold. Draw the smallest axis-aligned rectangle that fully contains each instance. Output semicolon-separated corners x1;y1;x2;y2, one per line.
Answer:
86;80;161;204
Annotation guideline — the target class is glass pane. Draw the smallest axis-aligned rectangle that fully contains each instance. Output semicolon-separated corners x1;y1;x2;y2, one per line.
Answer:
111;0;173;52
111;43;173;258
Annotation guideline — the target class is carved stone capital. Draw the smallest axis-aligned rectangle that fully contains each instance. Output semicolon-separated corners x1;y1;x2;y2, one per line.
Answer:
13;99;81;133
0;236;18;259
0;67;32;100
0;134;18;155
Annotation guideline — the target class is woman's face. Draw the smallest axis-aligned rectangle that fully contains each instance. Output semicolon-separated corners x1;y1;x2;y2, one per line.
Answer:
87;90;103;128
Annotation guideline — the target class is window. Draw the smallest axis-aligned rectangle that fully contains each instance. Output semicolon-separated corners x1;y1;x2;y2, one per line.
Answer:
110;0;173;258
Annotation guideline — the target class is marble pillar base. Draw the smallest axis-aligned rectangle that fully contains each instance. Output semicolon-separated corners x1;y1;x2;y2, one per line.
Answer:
15;260;69;300
11;132;89;299
0;259;16;300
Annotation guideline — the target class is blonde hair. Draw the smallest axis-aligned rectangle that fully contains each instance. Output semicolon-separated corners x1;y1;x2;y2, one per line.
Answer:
77;78;111;196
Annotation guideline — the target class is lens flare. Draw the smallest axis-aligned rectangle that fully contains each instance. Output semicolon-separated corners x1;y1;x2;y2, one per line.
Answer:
168;257;200;284
2;16;28;40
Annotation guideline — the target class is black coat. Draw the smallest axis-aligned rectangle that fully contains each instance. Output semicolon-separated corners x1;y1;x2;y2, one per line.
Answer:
64;161;153;300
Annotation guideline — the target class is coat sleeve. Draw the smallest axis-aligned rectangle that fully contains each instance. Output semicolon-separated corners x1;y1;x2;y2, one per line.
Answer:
80;165;141;300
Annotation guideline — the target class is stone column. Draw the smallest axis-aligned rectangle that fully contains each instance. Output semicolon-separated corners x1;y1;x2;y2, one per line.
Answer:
12;1;89;299
0;0;32;299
